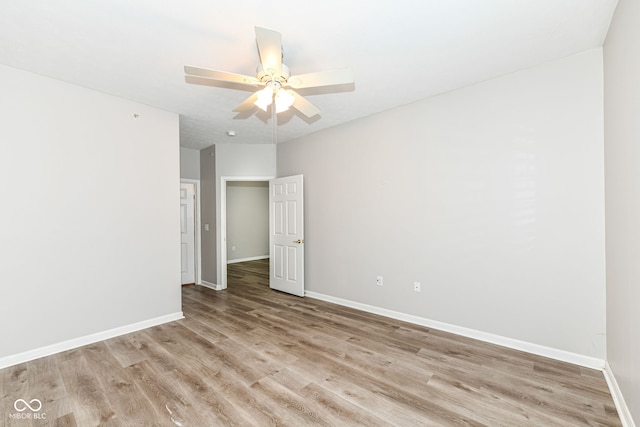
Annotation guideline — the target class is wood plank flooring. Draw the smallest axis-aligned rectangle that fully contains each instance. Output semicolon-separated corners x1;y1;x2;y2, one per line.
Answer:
1;259;621;426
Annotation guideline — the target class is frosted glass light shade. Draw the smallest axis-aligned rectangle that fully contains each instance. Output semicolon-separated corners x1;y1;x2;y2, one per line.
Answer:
275;89;294;113
254;86;274;111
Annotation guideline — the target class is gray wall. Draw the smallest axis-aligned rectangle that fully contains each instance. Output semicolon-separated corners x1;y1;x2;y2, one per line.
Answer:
0;64;181;363
200;145;217;284
180;146;200;180
226;181;269;262
604;0;640;422
277;49;606;360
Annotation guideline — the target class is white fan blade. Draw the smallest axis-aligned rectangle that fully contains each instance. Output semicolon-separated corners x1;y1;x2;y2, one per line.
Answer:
255;26;282;75
290;91;320;118
287;68;354;89
232;92;259;113
184;66;260;86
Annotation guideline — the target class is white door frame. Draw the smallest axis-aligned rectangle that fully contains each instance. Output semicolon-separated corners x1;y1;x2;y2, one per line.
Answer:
220;175;274;290
180;178;202;286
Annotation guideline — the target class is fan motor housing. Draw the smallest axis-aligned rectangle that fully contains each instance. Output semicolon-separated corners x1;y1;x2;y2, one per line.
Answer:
257;64;290;84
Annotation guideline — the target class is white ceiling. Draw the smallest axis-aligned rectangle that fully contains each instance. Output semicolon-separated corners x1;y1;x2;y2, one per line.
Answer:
0;1;617;150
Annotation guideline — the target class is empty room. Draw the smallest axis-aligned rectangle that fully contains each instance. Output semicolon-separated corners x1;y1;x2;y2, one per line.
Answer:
0;1;638;425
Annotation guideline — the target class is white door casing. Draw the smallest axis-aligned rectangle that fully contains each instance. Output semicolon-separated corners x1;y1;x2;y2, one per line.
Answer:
269;175;304;297
180;182;196;284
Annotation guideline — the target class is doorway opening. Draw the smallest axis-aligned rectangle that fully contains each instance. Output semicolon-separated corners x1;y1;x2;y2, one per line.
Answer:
220;177;272;289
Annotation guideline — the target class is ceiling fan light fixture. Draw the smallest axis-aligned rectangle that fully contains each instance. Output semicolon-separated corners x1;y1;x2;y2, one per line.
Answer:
275;89;295;113
186;27;353;119
254;86;274;111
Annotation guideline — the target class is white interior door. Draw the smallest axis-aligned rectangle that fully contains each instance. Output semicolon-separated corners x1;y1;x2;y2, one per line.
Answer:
180;183;195;284
269;175;304;296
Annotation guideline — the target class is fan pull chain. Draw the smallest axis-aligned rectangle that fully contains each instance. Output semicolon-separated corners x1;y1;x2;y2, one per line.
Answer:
272;102;277;144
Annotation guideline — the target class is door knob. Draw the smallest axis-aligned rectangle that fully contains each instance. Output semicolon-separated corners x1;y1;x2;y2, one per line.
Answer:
293;239;304;244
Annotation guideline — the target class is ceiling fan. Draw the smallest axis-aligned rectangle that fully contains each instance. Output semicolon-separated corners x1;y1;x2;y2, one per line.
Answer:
184;26;354;119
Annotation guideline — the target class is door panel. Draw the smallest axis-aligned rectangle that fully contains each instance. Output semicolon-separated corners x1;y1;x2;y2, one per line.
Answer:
287;246;297;280
269;175;304;296
273;244;284;279
180;183;195;284
287;200;298;235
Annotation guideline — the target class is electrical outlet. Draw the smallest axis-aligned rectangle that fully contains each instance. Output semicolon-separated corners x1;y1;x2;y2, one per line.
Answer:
413;282;421;292
376;276;383;286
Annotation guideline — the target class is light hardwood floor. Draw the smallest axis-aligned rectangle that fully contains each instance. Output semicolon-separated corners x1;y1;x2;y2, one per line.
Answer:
0;259;621;426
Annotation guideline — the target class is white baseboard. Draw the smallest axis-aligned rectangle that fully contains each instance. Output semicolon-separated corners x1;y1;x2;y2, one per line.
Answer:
201;280;224;291
0;312;184;370
304;290;605;370
227;255;269;264
603;362;636;427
